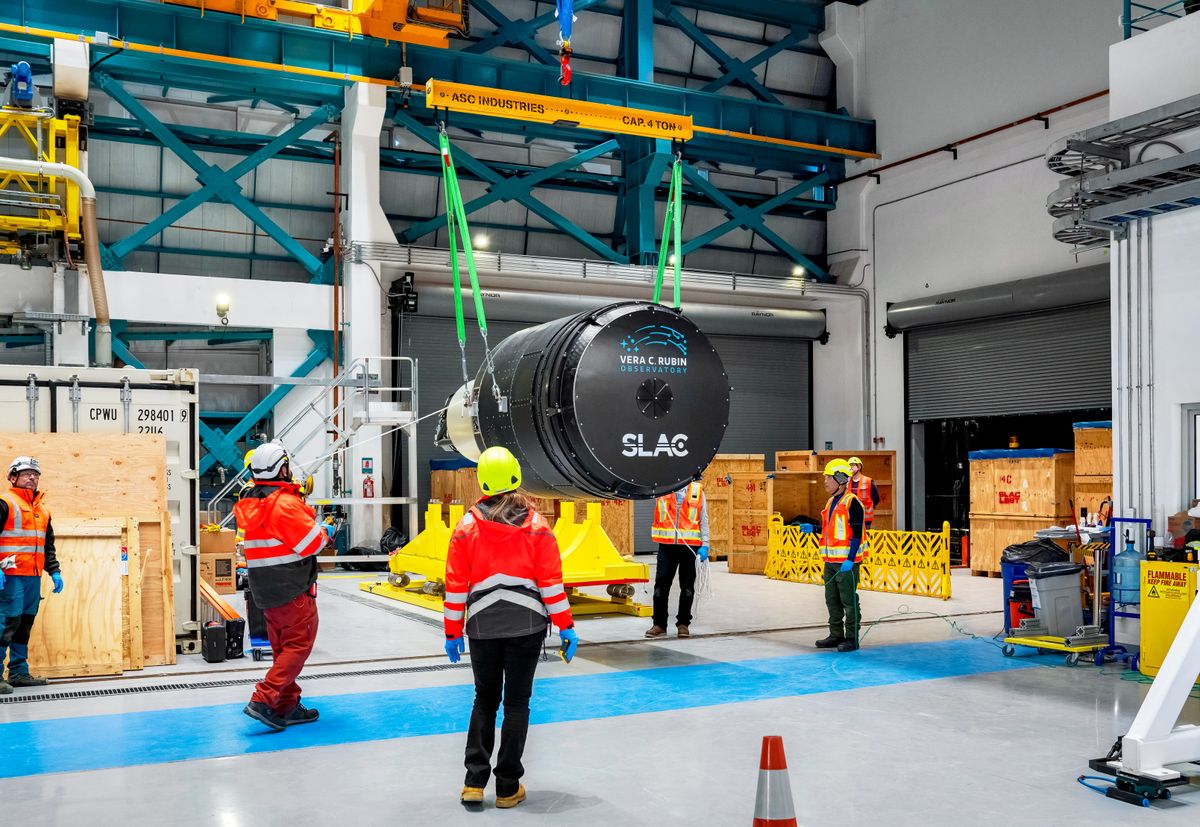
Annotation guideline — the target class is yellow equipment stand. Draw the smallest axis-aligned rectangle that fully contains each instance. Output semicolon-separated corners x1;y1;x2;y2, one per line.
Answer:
1140;560;1200;677
359;501;651;617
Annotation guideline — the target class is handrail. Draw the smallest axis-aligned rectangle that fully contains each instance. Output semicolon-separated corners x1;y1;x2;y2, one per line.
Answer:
205;356;417;519
1123;1;1193;38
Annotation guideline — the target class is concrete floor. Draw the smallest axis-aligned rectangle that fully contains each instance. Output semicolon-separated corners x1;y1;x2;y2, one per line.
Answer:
2;567;1198;825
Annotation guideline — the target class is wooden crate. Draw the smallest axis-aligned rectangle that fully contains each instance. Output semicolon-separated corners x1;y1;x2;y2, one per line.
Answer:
771;471;825;523
701;453;765;492
968;453;1074;518
707;495;732;559
1073;476;1112;518
968;513;1072;574
1074;427;1112;477
430;469;457;504
774;450;820;472
728;549;770;575
28;519;125;678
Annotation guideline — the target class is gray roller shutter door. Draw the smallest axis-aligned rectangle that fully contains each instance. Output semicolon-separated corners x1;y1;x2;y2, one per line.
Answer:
397;315;812;552
905;302;1110;421
632;334;812;552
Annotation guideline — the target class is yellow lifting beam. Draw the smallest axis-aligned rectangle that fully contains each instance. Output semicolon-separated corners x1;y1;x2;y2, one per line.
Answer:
161;0;463;47
0;108;82;250
359;500;652;617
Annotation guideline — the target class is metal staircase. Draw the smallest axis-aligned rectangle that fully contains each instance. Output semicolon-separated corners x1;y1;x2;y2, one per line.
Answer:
1046;92;1200;248
206;356;419;531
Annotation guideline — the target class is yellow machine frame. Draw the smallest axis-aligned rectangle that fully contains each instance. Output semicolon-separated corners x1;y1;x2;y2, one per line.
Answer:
360;500;652;617
161;0;465;46
0;108;82;253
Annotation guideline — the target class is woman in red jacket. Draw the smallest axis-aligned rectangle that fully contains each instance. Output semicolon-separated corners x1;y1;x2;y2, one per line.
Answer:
443;447;578;810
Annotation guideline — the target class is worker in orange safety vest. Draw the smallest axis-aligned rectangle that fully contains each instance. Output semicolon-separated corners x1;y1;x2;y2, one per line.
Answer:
646;480;708;639
814;459;865;653
847;456;882;530
0;456;63;693
234;441;327;732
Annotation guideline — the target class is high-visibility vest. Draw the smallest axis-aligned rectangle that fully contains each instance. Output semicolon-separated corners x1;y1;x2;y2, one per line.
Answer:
233;482;325;570
651;482;704;547
820;491;864;564
850;474;875;524
0;488;50;576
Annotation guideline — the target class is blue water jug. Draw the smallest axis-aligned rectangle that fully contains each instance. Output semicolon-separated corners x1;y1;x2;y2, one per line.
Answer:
1112;539;1142;604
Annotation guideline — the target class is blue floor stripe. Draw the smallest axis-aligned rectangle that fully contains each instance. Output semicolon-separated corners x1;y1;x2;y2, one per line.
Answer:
0;638;1034;779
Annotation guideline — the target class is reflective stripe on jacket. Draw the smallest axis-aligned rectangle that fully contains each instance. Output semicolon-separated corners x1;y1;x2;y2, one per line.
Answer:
651;482;705;547
0;489;50;576
443;498;574;640
820;491;865;564
850;475;876;523
233;481;323;609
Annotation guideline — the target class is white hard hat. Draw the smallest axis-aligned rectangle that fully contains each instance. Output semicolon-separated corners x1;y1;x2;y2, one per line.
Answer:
8;456;40;476
249;441;290;480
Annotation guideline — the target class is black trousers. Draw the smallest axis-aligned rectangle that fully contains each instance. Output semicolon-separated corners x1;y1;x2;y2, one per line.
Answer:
653;543;697;628
464;631;544;795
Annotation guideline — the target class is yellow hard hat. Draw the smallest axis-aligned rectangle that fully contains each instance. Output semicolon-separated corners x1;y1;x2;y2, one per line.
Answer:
243;449;255;469
477;446;522;495
823;459;853;482
847;456;864;468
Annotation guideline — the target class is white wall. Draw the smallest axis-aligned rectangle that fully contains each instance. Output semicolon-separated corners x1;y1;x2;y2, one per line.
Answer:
821;0;1120;526
1108;14;1200;527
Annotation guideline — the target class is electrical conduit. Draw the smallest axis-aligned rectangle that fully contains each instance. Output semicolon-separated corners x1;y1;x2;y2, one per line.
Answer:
0;156;111;366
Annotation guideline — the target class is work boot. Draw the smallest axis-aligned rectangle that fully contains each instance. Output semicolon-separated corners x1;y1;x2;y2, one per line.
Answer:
814;635;844;649
243;701;286;732
7;672;48;687
676;625;690;638
495;785;527;809
837;641;860;653
0;680;11;695
282;703;319;726
460;786;484;805
645;625;667;638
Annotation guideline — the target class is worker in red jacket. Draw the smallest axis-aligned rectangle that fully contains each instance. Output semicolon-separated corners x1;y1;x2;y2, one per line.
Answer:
234;441;327;731
443;446;578;810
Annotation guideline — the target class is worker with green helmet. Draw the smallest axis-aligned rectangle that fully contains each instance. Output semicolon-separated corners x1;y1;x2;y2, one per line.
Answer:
814;459;866;652
443;446;578;809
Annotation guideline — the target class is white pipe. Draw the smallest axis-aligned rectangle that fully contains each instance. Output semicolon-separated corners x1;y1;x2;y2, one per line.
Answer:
0;155;110;366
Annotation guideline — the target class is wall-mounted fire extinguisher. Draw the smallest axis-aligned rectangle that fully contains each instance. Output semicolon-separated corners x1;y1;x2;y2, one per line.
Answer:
362;475;375;499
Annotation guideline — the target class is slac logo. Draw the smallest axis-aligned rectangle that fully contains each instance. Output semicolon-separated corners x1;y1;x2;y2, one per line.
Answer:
622;433;689;457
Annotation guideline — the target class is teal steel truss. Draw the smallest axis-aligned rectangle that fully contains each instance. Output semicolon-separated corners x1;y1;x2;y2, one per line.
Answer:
93;73;339;278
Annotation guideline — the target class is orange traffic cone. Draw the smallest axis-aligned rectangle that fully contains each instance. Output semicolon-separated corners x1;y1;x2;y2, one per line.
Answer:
752;735;798;827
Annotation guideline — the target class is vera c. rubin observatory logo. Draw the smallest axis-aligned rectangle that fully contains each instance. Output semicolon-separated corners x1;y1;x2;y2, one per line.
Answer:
618;325;688;374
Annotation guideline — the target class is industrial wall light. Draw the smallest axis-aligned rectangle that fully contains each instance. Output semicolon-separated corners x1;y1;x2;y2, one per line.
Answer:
472;233;489;249
215;293;231;326
791;264;806;277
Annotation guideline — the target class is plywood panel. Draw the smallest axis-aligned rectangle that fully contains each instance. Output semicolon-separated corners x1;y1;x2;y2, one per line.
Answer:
0;433;167;519
27;519;124;678
1074;428;1112;477
707;496;731;560
728;549;769;575
968;454;1075;518
701;454;765;492
122;518;144;671
1073;476;1113;519
968;514;1072;574
730;473;769;511
139;517;175;667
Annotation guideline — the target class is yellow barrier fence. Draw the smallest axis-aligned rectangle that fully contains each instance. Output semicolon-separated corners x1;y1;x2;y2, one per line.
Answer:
764;516;952;600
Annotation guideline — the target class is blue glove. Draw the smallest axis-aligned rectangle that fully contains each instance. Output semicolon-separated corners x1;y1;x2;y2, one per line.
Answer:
321;523;336;541
839;560;854;573
0;569;5;590
445;637;464;663
559;627;579;663
799;523;814;534
697;545;709;562
51;572;64;593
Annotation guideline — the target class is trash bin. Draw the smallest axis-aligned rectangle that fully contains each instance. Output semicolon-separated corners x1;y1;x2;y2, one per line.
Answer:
1027;562;1085;638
